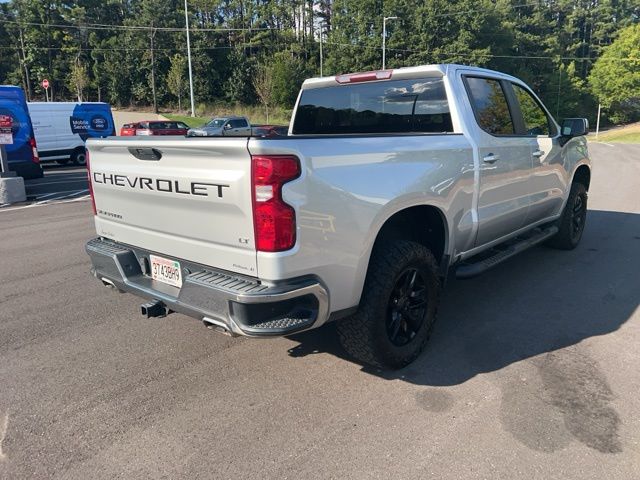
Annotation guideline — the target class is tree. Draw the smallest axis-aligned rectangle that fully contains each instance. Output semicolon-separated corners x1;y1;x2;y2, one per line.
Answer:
167;54;187;111
68;60;88;102
224;47;256;105
271;51;309;108
253;65;274;122
589;24;640;124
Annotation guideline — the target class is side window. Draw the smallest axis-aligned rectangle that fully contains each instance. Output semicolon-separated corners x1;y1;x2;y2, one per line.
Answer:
512;84;554;136
465;77;514;135
229;119;248;128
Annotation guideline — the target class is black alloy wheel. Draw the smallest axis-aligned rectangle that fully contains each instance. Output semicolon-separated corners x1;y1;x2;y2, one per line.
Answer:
571;193;587;241
386;268;428;347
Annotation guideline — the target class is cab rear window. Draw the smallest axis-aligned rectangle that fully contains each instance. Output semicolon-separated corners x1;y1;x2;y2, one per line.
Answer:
292;77;453;135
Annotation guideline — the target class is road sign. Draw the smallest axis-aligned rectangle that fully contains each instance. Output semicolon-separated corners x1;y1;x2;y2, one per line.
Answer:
42;79;50;89
0;114;12;145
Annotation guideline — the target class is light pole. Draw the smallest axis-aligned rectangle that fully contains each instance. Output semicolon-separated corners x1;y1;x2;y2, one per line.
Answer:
319;29;323;77
382;16;397;70
319;19;327;77
184;0;196;117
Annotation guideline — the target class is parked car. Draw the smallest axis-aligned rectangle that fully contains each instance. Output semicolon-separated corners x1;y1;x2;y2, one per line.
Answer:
252;125;288;137
28;101;115;166
120;123;138;136
0;85;42;178
85;64;591;369
134;121;190;136
187;116;251;137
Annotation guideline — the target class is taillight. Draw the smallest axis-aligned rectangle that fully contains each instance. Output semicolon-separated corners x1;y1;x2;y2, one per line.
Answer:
29;137;39;164
251;155;300;252
86;150;97;215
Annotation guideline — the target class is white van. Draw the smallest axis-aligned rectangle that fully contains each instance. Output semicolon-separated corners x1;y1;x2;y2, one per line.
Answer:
27;102;115;165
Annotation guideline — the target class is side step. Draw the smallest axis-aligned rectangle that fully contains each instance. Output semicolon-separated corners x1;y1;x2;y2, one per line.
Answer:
456;226;558;279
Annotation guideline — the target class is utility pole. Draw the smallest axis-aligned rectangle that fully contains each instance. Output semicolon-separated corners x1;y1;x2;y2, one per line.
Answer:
150;26;158;114
596;103;602;139
382;16;397;70
185;0;196;117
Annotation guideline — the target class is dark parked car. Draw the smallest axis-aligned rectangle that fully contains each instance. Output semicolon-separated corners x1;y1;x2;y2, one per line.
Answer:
251;125;288;137
137;121;190;136
121;121;189;136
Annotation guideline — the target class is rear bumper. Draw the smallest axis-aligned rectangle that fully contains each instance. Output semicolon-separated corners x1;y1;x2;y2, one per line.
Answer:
86;237;329;336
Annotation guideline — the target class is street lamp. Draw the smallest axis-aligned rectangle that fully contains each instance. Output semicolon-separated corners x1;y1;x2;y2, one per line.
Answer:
185;0;196;117
382;16;398;70
319;19;327;77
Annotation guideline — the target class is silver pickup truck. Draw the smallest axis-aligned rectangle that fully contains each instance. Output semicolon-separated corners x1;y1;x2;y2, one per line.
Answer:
85;64;591;369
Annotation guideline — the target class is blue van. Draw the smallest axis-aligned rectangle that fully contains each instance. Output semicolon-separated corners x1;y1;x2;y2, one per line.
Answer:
0;85;43;179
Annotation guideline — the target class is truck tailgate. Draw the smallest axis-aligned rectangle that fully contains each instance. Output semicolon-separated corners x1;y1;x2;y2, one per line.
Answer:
87;137;257;276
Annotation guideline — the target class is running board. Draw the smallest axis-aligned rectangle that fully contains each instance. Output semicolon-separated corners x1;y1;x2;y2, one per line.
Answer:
456;226;558;279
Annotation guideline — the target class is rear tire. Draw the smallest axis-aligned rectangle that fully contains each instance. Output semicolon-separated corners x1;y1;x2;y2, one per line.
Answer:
546;182;588;250
71;148;87;166
337;241;441;369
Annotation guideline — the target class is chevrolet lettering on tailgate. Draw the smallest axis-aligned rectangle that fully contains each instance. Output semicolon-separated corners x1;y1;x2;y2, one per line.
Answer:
92;172;229;197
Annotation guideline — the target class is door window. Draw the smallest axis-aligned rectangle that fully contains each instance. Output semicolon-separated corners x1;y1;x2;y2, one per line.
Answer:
512;84;555;136
465;77;514;135
230;119;248;128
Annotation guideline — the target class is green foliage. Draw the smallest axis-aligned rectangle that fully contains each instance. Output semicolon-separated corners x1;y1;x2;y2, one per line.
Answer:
270;51;309;108
167;54;188;110
589;24;640;124
0;0;638;125
68;60;88;101
224;47;256;105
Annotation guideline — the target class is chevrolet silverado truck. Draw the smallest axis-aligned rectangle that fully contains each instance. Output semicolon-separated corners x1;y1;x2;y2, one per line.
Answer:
85;64;591;369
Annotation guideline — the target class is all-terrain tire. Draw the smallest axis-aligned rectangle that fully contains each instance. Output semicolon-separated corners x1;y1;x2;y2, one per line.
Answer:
546;182;588;250
337;241;441;369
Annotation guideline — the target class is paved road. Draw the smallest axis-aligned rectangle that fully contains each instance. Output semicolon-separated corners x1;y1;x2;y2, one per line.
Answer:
111;110;168;132
0;144;638;479
24;165;89;203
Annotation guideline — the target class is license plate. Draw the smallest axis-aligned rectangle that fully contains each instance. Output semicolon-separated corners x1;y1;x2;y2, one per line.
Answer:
149;255;183;288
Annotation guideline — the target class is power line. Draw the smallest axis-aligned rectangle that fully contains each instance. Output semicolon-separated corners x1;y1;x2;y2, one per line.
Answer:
324;41;639;63
0;17;271;33
0;41;636;63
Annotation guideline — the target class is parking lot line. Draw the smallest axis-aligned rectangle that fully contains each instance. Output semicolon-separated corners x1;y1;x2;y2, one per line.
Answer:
27;179;88;187
0;189;90;212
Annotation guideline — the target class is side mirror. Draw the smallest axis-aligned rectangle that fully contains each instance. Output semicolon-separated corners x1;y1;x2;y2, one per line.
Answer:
224;123;232;130
561;118;589;137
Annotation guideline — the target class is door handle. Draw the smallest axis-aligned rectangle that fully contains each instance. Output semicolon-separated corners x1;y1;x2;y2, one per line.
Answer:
128;147;162;161
532;150;545;158
483;153;500;164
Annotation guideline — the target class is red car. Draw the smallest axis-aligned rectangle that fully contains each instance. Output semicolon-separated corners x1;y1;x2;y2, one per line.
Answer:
120;123;138;136
120;121;189;136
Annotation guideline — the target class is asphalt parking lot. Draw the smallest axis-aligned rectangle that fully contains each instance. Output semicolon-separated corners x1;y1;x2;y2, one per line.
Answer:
24;164;88;205
0;143;638;479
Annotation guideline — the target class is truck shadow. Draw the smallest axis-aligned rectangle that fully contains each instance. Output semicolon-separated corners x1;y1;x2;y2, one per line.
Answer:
287;209;640;386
